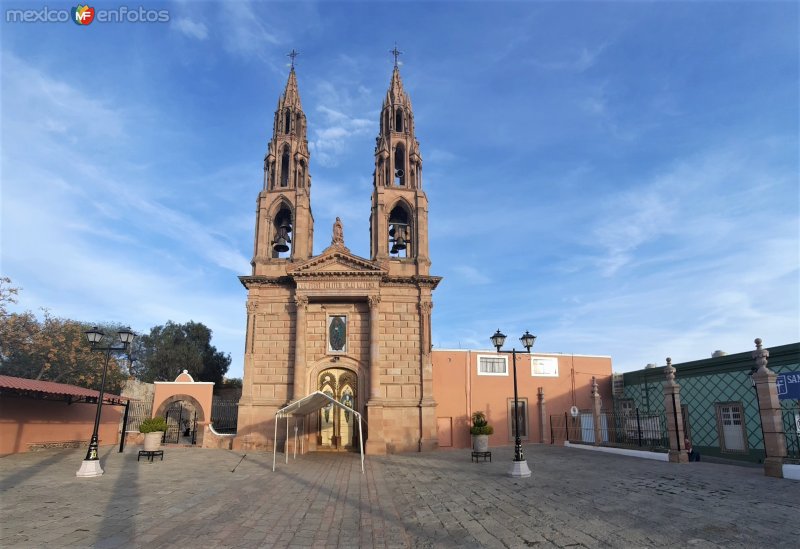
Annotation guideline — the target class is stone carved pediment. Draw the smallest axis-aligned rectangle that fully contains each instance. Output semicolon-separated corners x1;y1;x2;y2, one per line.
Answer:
288;248;386;278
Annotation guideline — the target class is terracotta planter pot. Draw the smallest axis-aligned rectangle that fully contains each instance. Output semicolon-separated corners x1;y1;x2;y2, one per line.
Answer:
472;434;489;452
143;431;163;451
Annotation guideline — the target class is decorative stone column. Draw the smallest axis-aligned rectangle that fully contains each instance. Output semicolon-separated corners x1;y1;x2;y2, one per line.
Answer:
418;300;437;451
591;377;602;446
366;295;386;455
753;338;787;478
537;387;546;444
663;358;688;463
291;295;308;402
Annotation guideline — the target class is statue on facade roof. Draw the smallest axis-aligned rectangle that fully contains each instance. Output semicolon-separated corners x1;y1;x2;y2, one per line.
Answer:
332;217;344;246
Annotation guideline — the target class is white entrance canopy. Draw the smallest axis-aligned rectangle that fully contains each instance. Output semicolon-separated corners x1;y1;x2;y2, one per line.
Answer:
272;390;365;473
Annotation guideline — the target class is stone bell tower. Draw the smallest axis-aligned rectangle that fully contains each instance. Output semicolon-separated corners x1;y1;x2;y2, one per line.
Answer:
369;50;431;278
252;58;314;277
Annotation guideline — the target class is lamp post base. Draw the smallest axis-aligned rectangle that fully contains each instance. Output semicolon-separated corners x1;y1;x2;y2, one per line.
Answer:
508;459;531;478
76;459;104;478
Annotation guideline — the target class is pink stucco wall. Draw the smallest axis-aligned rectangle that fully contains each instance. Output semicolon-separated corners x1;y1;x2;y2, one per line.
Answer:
432;350;612;449
0;395;123;455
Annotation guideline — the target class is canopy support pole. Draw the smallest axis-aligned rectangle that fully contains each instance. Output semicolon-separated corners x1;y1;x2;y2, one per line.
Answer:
293;420;298;460
272;414;279;472
285;415;289;464
358;414;364;474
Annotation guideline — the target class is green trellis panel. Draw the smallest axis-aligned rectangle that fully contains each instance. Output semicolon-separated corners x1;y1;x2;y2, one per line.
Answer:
619;342;799;463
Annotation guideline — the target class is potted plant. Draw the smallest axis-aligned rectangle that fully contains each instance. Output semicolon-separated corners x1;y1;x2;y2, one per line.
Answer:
139;417;168;451
470;411;493;452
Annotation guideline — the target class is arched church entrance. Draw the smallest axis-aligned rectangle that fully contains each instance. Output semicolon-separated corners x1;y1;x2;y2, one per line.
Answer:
317;368;359;451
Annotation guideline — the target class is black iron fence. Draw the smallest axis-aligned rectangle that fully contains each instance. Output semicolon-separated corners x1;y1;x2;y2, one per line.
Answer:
603;408;668;450
550;408;668;450
162;402;197;445
783;406;800;460
124;400;152;433
211;398;238;433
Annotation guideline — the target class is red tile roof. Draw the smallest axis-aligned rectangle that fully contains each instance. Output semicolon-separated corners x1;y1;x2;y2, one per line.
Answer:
0;375;132;402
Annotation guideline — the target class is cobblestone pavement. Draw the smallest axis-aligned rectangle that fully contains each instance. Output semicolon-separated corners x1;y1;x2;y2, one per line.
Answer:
1;444;798;548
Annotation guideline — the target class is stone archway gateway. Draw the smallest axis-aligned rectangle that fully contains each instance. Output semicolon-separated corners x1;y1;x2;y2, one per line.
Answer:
317;368;358;450
152;371;213;447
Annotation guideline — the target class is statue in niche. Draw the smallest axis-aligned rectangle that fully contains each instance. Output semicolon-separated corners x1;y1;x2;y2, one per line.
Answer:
332;217;344;246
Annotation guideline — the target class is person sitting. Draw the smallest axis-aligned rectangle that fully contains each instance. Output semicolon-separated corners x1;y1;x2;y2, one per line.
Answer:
685;437;700;462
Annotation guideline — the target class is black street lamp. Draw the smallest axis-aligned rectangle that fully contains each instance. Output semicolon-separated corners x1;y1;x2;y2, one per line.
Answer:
491;328;536;478
76;326;135;478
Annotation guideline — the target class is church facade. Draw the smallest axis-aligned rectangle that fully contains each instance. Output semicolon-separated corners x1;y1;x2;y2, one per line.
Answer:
235;61;440;455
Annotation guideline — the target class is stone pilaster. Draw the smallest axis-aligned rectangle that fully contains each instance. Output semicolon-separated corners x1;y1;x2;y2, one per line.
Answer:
366;295;386;455
240;300;258;404
591;377;602;446
537;387;546;444
753;338;787;478
292;295;308;401
418;300;437;451
663;357;688;463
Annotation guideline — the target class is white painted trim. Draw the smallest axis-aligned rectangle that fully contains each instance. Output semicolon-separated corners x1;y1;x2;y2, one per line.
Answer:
783;463;800;481
434;349;612;359
564;441;669;461
208;423;236;437
476;354;508;376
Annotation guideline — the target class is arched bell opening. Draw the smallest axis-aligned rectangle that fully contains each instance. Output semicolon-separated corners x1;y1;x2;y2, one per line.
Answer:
280;146;290;188
395;108;404;132
271;206;293;258
388;203;412;258
284;108;291;134
394;144;406;186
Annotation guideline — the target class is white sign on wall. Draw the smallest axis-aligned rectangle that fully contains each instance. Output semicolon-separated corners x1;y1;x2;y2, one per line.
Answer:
531;357;558;377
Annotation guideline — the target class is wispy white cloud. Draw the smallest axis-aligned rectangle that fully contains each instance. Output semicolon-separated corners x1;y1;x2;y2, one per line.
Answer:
308;81;374;167
1;51;250;373
173;18;208;40
221;2;280;59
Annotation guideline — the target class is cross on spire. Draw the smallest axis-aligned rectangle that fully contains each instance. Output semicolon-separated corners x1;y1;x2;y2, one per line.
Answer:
287;49;299;69
390;44;403;68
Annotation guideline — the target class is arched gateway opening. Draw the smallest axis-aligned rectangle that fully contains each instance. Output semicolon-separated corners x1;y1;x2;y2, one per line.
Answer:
317;368;359;450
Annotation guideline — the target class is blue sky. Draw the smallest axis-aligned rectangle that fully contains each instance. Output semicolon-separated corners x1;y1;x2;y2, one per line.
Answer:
1;1;798;379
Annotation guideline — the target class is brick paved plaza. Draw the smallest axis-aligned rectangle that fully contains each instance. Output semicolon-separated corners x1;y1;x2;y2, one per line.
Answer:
1;444;798;548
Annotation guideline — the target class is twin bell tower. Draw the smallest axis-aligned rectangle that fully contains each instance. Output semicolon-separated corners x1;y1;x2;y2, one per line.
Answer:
237;50;441;455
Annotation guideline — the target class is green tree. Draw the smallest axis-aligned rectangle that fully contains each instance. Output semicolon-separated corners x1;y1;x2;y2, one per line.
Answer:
0;276;19;317
0;308;128;394
134;321;231;385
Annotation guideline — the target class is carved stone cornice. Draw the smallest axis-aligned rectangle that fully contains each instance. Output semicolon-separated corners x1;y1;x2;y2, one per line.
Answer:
381;275;442;290
239;275;295;289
